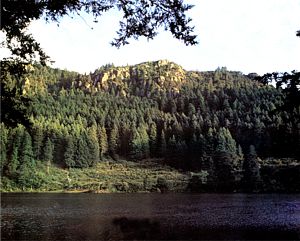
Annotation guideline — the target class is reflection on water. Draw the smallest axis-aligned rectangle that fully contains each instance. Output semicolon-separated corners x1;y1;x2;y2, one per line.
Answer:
1;193;300;240
102;217;161;240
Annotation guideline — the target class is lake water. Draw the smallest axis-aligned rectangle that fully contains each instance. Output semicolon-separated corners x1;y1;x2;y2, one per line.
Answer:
1;193;300;240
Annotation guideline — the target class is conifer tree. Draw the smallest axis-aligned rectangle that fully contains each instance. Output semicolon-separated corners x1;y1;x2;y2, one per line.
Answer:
236;144;244;170
215;129;227;153
242;145;262;191
87;126;100;166
148;122;157;157
42;137;54;173
32;125;44;160
0;123;8;175
8;125;24;178
130;127;142;159
213;151;236;191
168;99;177;114
9;146;20;179
18;130;35;188
166;135;178;162
98;126;108;159
138;125;150;158
188;103;196;116
214;128;238;190
76;132;89;167
108;124;119;156
64;135;75;168
20;130;35;166
205;127;215;155
53;129;67;164
119;122;132;156
223;128;237;155
158;130;167;157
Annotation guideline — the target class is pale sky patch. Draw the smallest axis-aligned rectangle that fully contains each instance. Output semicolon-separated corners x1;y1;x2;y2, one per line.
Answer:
2;0;300;75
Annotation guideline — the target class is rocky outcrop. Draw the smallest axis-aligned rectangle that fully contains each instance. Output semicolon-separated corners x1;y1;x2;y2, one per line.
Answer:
91;60;186;97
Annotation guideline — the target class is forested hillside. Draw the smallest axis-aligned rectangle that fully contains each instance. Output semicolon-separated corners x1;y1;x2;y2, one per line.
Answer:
1;60;299;192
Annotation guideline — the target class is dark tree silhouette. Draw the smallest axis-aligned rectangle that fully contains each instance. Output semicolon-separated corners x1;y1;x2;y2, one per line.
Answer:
256;71;300;112
242;145;262;192
1;0;198;65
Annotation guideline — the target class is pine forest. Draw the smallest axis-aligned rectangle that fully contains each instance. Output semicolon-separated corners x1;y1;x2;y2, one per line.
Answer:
1;60;299;192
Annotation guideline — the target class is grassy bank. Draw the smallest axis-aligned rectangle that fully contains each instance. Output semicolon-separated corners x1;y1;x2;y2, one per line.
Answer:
2;158;299;193
0;159;191;193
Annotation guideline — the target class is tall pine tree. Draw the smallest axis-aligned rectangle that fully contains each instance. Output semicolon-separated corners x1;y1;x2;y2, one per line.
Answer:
242;145;262;192
32;125;44;160
64;135;75;168
108;124;119;157
87;126;100;166
0;123;8;175
42;137;54;173
18;130;35;189
98;126;108;160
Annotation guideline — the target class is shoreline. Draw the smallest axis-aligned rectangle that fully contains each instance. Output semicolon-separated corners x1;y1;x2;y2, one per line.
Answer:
1;159;299;194
2;189;300;194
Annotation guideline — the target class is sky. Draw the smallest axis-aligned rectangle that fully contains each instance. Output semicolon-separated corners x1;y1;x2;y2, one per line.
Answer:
2;0;300;75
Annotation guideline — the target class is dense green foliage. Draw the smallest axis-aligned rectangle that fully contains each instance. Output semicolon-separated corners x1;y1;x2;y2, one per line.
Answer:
1;0;197;131
1;60;299;192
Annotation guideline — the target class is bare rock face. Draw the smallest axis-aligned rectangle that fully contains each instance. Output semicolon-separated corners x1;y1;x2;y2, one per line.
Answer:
91;60;187;97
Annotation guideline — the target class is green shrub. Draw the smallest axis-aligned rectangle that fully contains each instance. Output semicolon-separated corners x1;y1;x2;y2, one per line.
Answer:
156;177;169;192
